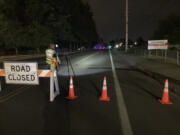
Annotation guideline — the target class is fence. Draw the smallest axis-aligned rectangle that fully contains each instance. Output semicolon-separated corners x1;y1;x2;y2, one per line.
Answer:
133;49;180;65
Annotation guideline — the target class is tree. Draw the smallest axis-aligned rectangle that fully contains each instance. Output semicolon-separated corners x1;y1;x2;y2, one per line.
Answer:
136;37;145;45
0;0;98;53
152;13;180;44
25;21;52;48
0;14;25;54
68;0;98;45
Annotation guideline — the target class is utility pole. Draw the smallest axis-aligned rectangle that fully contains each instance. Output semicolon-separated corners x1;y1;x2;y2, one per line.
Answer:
125;0;128;52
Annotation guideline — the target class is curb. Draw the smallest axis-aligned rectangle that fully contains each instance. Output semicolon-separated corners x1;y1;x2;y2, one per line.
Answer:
136;65;180;97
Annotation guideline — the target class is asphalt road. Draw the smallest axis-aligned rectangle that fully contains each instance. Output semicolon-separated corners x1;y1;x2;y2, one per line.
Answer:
0;50;180;135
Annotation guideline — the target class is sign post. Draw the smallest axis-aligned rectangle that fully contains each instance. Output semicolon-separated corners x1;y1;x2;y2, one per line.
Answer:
165;50;167;63
0;80;1;92
177;51;179;65
4;62;39;85
148;40;168;62
50;67;60;102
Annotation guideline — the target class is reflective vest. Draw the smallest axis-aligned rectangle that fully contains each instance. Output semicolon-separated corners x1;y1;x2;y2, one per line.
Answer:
46;48;55;65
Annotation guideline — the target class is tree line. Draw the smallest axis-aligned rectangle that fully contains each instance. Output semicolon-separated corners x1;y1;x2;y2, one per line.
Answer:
152;13;180;44
0;0;98;54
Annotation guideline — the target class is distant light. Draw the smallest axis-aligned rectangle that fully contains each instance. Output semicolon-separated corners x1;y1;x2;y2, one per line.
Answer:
120;42;123;47
115;44;119;48
134;42;137;45
56;44;58;48
108;45;112;49
93;42;105;50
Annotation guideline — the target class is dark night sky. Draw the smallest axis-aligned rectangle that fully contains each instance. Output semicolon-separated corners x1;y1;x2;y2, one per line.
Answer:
83;0;180;42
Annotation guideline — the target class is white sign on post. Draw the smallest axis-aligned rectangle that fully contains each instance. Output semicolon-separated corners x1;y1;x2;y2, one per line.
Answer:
148;40;168;50
4;62;39;85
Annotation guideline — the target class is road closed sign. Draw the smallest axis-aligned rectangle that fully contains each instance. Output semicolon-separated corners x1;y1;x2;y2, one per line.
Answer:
4;62;39;85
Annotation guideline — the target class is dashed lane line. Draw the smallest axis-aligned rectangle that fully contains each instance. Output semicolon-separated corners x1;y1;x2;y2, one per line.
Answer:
109;50;134;135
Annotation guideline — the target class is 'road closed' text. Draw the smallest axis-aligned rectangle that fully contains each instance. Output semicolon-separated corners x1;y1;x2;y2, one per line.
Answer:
4;62;38;85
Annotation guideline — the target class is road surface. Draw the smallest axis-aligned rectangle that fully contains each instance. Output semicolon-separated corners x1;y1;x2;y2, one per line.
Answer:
0;50;180;135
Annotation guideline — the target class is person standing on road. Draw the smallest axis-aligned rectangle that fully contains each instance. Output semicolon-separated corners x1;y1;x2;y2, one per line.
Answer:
55;44;61;68
45;43;60;100
45;43;57;69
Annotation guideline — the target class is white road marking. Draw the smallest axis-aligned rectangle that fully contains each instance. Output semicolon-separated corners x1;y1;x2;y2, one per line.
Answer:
109;50;134;135
73;52;99;66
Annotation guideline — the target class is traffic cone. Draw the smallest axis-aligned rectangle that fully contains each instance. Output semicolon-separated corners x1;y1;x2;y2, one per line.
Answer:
66;76;78;100
99;76;110;101
159;79;172;104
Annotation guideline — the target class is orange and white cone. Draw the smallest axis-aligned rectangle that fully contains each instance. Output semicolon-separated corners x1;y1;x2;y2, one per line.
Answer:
99;76;110;101
159;79;172;104
66;76;78;100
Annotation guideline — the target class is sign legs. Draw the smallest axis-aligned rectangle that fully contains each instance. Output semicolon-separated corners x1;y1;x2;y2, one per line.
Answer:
50;67;60;102
0;80;1;92
54;75;60;95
